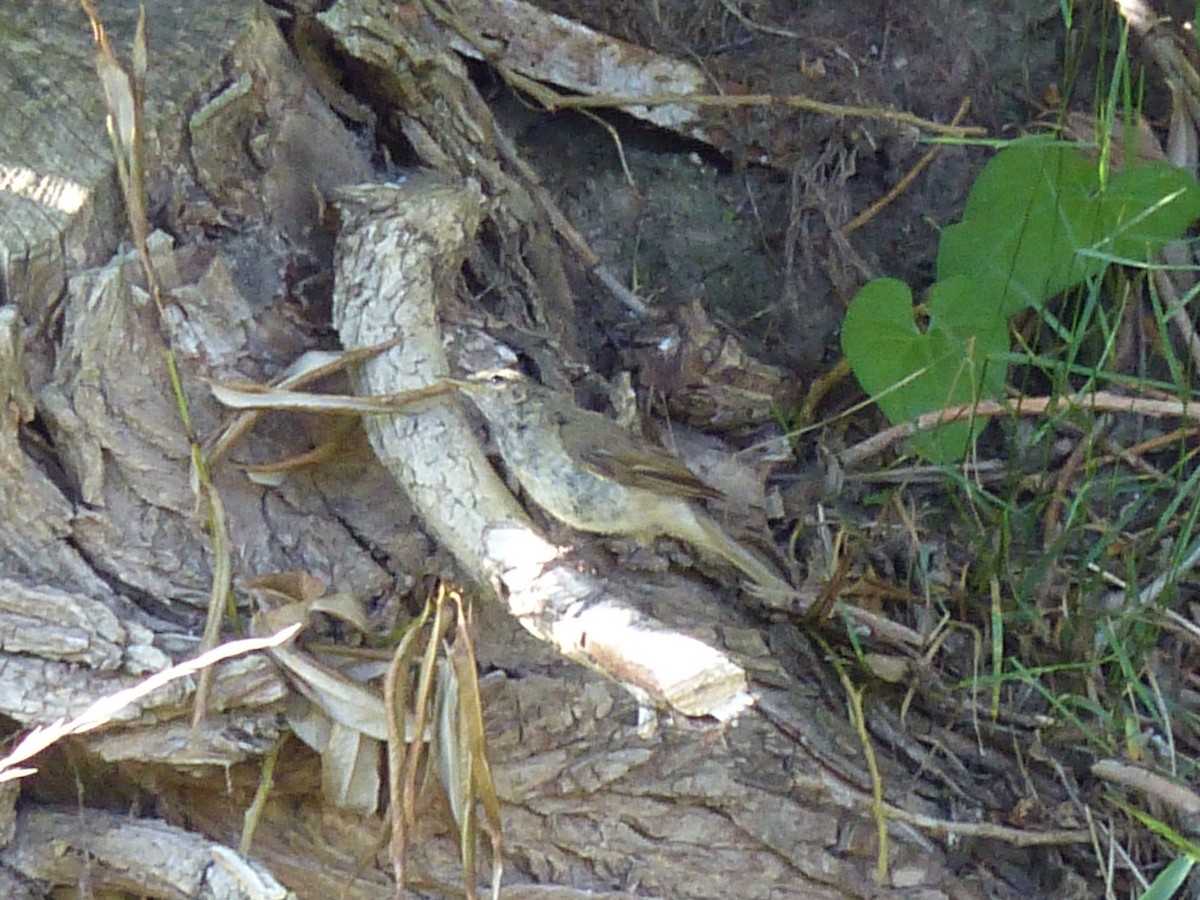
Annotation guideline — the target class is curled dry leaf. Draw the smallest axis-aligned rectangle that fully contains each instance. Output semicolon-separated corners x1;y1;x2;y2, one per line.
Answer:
623;299;792;430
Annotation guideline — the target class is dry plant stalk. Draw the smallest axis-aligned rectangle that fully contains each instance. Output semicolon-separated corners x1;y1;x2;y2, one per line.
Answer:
429;0;983;144
248;577;502;896
79;0;234;728
442;596;503;900
386;591;451;890
384;586;502;900
836;390;1200;470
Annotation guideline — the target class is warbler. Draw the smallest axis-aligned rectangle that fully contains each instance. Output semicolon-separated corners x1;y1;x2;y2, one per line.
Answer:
455;368;795;598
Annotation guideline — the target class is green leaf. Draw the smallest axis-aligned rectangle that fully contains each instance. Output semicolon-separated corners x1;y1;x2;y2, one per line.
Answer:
1138;856;1194;900
841;276;1008;462
938;137;1200;317
1096;161;1200;259
842;137;1200;463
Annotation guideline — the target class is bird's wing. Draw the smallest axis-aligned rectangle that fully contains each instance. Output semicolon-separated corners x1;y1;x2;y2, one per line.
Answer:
562;408;724;502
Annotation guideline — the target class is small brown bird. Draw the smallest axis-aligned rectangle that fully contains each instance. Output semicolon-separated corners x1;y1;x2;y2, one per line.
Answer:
455;369;795;598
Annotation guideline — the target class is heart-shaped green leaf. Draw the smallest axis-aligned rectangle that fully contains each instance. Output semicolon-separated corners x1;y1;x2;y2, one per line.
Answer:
841;276;1008;462
938;138;1200;317
843;138;1200;462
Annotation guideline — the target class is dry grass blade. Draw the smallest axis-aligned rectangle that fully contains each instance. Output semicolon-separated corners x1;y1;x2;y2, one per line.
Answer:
323;725;382;812
253;581;393;814
235;419;358;485
255;600;389;742
447;597;503;900
80;0;152;281
384;596;434;892
427;596;503;900
205;340;453;471
0;626;300;783
435;663;478;899
209;381;454;414
91;31;136;167
404;592;453;825
379;586;500;898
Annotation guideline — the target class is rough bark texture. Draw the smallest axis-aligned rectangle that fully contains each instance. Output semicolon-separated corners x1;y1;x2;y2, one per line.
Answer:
1;0;250;323
4;807;287;898
330;178;753;721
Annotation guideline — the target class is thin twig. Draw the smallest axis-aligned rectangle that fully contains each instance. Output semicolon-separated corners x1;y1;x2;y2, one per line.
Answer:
540;90;984;139
837;390;1200;469
843;96;973;235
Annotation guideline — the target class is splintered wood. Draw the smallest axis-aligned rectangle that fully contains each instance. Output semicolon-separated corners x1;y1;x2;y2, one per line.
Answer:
330;177;753;721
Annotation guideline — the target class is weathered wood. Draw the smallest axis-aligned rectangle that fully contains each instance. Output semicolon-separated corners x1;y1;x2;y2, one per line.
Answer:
319;0;586;366
0;0;251;320
0;1;389;747
4;807;288;898
330;177;754;721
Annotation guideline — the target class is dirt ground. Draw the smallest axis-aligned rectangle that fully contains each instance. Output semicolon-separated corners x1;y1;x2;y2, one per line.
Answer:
2;0;1191;897
515;0;1060;373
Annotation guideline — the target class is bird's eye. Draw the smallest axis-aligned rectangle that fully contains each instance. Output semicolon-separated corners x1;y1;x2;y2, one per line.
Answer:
488;373;507;385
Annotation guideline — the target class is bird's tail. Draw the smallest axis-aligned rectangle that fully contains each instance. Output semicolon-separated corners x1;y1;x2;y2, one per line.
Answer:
678;506;798;603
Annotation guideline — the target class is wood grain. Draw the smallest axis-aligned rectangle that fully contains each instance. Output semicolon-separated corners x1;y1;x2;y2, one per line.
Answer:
0;0;251;319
